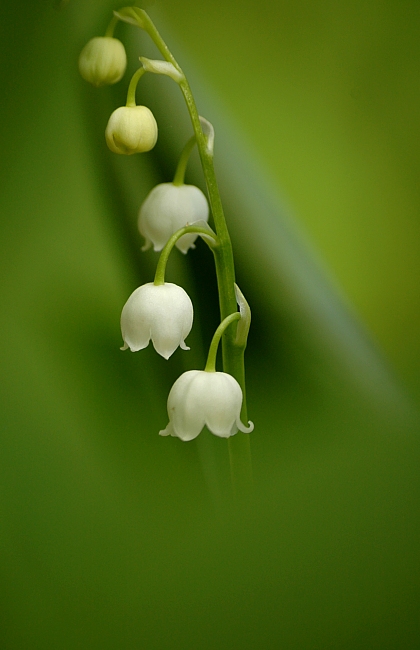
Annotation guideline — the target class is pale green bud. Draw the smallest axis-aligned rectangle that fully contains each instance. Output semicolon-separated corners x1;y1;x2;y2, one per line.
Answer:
105;106;158;155
78;37;127;87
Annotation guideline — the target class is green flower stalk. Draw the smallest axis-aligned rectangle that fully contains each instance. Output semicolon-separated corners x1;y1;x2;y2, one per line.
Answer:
114;7;249;399
79;7;253;495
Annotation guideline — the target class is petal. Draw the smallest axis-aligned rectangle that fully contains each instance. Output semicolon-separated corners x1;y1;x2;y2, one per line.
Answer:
159;422;175;437
167;370;206;441
236;418;254;434
175;233;198;254
148;283;193;359
199;372;244;438
122;336;150;353
138;184;178;250
137;183;209;253
140;237;152;252
120;284;154;352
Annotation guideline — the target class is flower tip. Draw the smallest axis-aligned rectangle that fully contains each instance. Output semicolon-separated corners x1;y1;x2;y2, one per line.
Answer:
159;423;173;437
154;345;175;360
238;419;254;434
141;238;152;252
176;241;196;255
120;342;128;351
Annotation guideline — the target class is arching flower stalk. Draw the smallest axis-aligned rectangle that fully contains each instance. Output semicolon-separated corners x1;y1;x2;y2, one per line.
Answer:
79;7;254;497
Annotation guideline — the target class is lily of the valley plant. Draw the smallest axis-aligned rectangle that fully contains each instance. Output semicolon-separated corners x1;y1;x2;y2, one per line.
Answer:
79;6;253;491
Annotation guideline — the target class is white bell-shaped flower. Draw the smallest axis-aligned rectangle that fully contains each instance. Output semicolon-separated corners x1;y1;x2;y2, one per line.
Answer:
120;282;193;359
78;37;127;87
159;370;254;441
106;106;158;155
138;183;209;254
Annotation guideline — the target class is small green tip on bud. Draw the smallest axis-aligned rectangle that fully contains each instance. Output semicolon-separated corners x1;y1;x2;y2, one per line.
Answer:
78;37;127;87
105;106;158;155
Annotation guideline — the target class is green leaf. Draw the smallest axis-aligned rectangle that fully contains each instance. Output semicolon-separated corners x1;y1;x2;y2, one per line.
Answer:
0;2;418;648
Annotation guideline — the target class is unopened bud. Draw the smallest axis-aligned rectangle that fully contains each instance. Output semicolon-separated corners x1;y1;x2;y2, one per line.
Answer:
78;37;127;87
105;106;158;154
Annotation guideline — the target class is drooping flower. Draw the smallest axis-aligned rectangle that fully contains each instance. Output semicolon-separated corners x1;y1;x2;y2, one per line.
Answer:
105;106;158;155
78;37;127;87
120;282;193;359
159;370;254;441
138;183;209;253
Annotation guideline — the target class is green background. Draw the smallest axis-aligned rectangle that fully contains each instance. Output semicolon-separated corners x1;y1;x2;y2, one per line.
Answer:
1;0;419;647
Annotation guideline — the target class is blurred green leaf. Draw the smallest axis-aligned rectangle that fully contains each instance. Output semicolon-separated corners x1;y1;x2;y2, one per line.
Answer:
0;1;419;648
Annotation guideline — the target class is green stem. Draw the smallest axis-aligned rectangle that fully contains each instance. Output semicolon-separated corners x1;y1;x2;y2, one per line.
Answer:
105;15;119;37
118;7;253;494
173;136;196;186
154;225;217;286
128;12;241;366
126;67;146;107
205;313;241;372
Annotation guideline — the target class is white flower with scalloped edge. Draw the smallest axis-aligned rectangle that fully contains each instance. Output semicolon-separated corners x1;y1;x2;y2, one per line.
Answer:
120;283;193;359
159;370;254;441
138;183;209;254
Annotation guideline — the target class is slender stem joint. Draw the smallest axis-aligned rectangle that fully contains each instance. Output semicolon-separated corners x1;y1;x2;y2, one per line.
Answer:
154;224;217;286
173;136;197;186
126;67;147;107
205;313;241;372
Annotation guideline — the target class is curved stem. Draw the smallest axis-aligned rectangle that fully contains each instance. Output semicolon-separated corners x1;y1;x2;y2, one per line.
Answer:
205;313;241;372
117;7;253;495
128;13;242;363
174;77;254;492
154;225;217;286
173;136;196;186
105;15;119;37
126;67;146;107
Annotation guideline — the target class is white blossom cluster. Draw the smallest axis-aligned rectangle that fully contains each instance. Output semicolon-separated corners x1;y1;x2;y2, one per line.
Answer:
79;30;252;442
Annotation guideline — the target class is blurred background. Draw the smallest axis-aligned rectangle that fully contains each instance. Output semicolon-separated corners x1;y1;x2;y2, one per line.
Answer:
1;0;419;648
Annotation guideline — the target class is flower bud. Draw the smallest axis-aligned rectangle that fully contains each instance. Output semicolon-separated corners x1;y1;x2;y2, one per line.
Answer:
78;37;127;87
105;106;158;154
159;370;254;441
138;183;209;253
120;282;193;359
